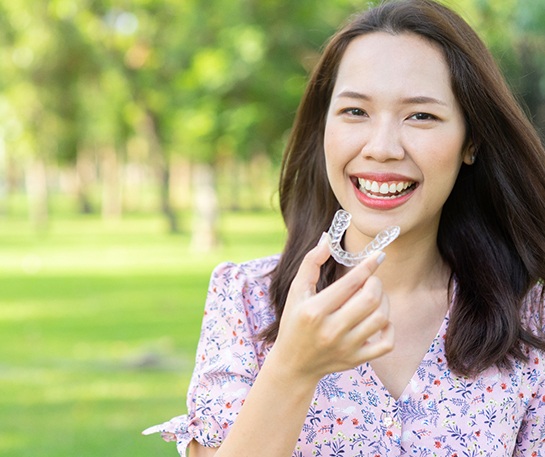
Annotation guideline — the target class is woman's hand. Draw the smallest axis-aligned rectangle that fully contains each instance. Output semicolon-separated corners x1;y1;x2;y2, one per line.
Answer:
269;234;395;385
195;235;394;457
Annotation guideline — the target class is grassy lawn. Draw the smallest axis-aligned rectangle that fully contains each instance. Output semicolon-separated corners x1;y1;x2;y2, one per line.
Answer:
0;210;285;457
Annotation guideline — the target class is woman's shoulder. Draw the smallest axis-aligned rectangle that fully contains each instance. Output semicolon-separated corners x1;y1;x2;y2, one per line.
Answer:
522;280;545;334
206;254;280;313
203;255;280;344
210;254;280;285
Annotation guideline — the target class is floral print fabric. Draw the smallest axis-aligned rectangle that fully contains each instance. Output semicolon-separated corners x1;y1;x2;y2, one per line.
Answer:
144;256;545;456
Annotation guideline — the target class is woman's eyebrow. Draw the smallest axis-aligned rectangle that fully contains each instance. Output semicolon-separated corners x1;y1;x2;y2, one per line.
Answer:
335;90;448;107
335;90;371;101
401;95;448;106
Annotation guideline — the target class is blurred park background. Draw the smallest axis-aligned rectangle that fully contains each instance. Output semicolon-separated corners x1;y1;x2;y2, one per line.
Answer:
0;0;544;456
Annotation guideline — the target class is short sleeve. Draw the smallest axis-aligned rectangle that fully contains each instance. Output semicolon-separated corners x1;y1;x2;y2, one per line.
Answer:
143;258;275;455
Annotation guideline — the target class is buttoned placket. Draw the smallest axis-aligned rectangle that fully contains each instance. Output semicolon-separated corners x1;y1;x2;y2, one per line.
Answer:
381;395;402;454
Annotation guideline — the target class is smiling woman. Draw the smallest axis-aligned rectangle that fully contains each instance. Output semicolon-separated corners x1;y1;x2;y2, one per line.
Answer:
144;1;545;456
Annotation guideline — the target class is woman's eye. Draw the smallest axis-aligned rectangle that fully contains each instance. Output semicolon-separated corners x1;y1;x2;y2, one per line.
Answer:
410;112;437;121
342;108;367;117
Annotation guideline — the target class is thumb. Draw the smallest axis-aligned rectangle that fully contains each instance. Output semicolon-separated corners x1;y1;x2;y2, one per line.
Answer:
289;232;331;299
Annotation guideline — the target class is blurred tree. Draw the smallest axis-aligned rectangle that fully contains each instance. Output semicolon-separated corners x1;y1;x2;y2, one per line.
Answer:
0;0;541;241
95;0;187;229
168;0;376;248
450;0;545;138
0;1;119;226
512;1;545;136
86;0;373;245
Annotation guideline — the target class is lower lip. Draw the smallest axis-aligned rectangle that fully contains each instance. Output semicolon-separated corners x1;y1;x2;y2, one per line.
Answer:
353;182;415;210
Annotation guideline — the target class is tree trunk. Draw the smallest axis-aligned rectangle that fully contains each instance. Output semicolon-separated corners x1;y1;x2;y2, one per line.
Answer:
76;149;95;214
0;137;7;217
159;164;178;233
101;146;122;220
190;162;219;252
249;153;273;210
143;111;179;233
25;157;49;231
169;157;192;211
223;155;241;211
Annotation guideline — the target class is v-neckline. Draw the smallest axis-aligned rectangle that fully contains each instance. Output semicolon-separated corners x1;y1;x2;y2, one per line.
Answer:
366;309;450;402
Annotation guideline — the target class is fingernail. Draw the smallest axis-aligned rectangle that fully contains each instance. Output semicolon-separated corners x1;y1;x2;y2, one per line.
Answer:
376;251;386;265
318;232;330;246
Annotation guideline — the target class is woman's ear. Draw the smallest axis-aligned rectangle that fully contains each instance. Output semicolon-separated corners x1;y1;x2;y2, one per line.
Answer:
463;143;476;165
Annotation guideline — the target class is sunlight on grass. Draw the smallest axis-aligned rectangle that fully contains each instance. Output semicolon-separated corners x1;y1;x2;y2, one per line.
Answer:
0;210;285;457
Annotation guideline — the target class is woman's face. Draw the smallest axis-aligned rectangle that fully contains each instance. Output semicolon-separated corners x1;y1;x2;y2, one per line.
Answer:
324;32;471;250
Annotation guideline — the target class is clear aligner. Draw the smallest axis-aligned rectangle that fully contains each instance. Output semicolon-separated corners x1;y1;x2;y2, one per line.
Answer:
326;209;400;267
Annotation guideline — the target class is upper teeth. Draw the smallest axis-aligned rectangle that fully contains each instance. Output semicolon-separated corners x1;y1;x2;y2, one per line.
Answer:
358;178;413;195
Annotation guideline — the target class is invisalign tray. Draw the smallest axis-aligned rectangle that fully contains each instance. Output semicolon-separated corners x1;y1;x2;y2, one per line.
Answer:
326;209;400;267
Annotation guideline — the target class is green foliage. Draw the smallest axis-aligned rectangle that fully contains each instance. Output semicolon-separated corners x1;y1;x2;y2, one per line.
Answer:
448;0;545;135
0;0;369;169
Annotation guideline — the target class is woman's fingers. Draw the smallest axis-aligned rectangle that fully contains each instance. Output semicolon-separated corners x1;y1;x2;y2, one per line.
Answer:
279;237;394;377
287;237;387;320
321;276;393;366
290;231;386;309
331;275;386;332
287;233;331;300
355;321;395;362
316;250;385;313
346;286;390;340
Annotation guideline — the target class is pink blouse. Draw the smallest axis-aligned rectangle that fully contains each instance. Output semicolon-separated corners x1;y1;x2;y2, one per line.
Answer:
143;255;545;456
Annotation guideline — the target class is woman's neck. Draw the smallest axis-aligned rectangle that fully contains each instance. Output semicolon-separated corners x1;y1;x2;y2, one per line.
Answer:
343;229;450;297
378;235;452;317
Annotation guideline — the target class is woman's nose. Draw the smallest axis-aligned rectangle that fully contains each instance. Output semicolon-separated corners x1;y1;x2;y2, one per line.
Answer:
360;118;405;162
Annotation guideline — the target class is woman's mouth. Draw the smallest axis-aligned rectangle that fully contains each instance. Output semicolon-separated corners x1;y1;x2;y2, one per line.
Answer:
356;178;417;199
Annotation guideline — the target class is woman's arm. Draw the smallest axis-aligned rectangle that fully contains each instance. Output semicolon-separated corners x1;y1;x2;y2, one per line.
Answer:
188;441;218;456
204;238;394;457
185;353;316;457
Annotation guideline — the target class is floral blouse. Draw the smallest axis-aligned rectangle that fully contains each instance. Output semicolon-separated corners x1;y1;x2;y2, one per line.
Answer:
143;255;545;456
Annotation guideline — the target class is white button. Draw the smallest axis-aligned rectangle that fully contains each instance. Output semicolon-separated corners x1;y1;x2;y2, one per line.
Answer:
383;416;393;427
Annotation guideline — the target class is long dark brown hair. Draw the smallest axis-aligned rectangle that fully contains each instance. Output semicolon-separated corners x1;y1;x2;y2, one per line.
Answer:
262;0;545;376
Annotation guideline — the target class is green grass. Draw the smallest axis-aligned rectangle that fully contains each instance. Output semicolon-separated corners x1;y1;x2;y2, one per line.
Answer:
0;210;285;457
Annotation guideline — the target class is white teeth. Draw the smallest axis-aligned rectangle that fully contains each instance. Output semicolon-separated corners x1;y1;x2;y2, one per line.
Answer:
357;178;414;197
